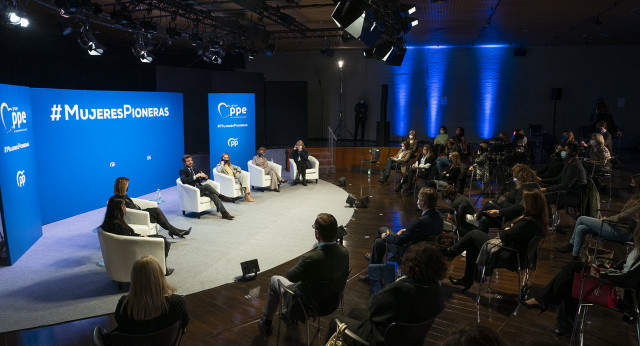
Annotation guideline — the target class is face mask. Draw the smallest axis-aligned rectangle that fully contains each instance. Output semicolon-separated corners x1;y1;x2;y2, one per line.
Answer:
560;151;567;159
409;135;414;139
600;128;606;134
513;178;519;185
416;200;422;209
561;136;568;142
401;147;405;151
444;199;452;205
589;139;596;146
258;153;263;157
440;130;444;134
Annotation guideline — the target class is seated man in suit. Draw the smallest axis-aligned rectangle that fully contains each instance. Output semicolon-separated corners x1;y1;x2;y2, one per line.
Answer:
179;154;234;220
359;187;443;282
257;213;350;336
326;243;447;346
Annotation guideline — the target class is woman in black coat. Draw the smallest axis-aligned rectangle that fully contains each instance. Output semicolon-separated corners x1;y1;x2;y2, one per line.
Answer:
290;139;311;186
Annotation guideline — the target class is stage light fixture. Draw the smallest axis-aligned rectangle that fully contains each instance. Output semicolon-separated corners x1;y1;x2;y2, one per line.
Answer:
346;194;357;207
385;43;407;66
7;9;28;27
363;48;374;58
402;17;418;33
132;36;155;63
265;43;275;56
338;59;344;68
237;259;260;282
77;25;105;55
358;196;370;208
337;225;347;244
399;4;416;16
373;41;393;61
331;0;368;39
338;177;346;187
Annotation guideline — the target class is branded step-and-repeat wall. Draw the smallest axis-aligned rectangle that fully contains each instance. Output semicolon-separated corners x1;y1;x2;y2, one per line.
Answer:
0;83;186;264
208;93;256;173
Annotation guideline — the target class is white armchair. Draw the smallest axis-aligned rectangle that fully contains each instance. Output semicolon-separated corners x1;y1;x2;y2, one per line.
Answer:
97;227;166;289
124;198;158;236
213;167;250;198
289;155;320;183
176;178;220;218
247;160;282;190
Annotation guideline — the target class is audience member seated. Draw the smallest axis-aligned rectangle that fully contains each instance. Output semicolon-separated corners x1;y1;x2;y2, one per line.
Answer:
216;153;254;202
441;184;477;236
406;130;419;159
110;256;189;336
437;152;462;188
326;243;446;346
102;197;173;275
537;144;566;180
455;127;468;156
359;188;443;281
580;132;611;175
113;177;190;239
441;324;509;346
179;154;235;220
252;147;285;192
477;165;540;233
290;140;311;186
512;128;528;152
518;226;640;337
379;141;411;184
433;125;449;155
436;138;461;175
594;120;614;153
561;130;575;144
540;141;587;211
401;144;436;194
469;142;491;185
257;213;349;336
556;173;640;259
442;189;547;292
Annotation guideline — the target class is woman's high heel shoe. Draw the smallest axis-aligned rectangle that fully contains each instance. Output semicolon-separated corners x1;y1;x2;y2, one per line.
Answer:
516;297;547;313
181;227;192;236
168;229;186;239
449;276;472;292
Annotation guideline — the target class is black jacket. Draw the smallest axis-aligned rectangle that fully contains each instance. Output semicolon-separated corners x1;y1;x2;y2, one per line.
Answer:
541;158;586;195
384;209;443;261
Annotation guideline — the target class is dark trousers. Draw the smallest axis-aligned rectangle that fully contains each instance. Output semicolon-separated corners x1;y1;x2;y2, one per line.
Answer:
354;116;366;141
382;159;401;179
197;184;227;213
477;201;502;233
450;229;492;284
371;227;393;264
294;160;308;181
144;207;184;233
536;260;584;333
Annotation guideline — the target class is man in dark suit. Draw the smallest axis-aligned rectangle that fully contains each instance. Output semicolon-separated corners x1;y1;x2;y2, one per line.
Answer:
360;187;443;281
179;154;234;220
258;213;350;336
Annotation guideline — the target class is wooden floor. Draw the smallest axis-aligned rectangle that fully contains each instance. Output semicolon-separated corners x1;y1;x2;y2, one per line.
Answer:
2;162;640;346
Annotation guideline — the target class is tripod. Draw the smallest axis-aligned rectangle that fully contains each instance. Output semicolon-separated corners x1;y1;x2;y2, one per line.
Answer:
474;156;514;205
333;61;353;140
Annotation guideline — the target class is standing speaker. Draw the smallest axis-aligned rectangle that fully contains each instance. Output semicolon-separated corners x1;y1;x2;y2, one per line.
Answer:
551;88;562;101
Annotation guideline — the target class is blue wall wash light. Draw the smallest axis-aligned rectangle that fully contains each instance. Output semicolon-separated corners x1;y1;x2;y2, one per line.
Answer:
424;47;450;138
475;47;508;139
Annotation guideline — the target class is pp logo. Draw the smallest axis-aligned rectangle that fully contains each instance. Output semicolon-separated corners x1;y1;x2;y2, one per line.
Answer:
228;138;239;147
109;162;116;167
217;102;247;118
147;155;152;160
16;170;26;187
1;102;27;133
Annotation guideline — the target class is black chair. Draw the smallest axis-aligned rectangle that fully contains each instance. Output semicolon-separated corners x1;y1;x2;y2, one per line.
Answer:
477;236;544;305
93;320;186;346
276;271;350;346
361;148;381;175
383;318;436;346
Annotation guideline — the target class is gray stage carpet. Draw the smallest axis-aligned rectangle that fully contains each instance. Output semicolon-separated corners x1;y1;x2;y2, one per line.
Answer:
0;179;353;333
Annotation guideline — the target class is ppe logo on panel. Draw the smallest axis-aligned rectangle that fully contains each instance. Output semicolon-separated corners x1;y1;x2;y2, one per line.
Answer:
228;138;239;147
16;170;26;187
1;102;27;134
217;102;248;119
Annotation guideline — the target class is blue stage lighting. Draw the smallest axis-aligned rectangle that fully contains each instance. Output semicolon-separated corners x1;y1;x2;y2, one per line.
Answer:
475;47;508;139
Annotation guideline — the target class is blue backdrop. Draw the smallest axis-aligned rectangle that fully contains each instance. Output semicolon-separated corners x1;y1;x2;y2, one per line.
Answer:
30;89;185;224
0;83;43;264
208;93;255;172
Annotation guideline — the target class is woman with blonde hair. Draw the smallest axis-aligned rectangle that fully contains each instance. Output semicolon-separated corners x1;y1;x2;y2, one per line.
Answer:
582;132;611;174
438;151;461;187
290;139;311;186
216;152;254;202
112;177;190;238
252;147;285;192
113;256;189;334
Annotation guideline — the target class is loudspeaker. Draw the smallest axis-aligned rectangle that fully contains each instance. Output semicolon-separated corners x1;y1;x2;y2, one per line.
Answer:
358;196;370;208
338;177;347;187
346;194;357;207
236;259;260;282
376;121;390;147
337;225;347;244
551;88;562;101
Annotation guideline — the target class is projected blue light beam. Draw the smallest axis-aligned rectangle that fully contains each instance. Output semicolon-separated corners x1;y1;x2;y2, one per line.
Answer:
476;47;508;139
425;48;449;138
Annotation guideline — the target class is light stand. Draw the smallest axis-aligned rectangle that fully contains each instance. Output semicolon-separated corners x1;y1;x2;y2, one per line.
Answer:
333;59;353;140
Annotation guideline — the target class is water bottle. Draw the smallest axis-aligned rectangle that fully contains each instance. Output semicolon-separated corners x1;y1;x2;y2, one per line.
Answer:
155;189;161;204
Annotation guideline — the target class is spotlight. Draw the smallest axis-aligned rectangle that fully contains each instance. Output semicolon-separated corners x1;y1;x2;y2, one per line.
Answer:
402;17;419;33
385;44;407;66
399;4;416;16
373;41;393;61
363;48;374;58
132;36;155;63
338;59;344;68
77;25;105;55
358;196;370;208
337;225;347;244
338;177;347;187
346;194;357;207
236;259;260;282
331;0;368;39
265;43;275;56
7;10;28;27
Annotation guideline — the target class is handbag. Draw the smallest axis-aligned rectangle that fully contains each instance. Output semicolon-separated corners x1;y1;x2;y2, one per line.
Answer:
571;263;618;308
325;321;348;346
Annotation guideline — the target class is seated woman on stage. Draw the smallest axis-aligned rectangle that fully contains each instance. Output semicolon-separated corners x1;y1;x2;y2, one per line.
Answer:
113;177;190;239
112;256;189;335
399;144;436;194
518;225;640;336
325;243;446;346
556;173;639;259
252;147;285;192
580;132;611;175
379;141;411;184
437;151;461;187
216;153;254;202
406;130;419;159
476;165;541;233
436;138;460;174
290;140;311;186
102;197;173;275
443;188;547;292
